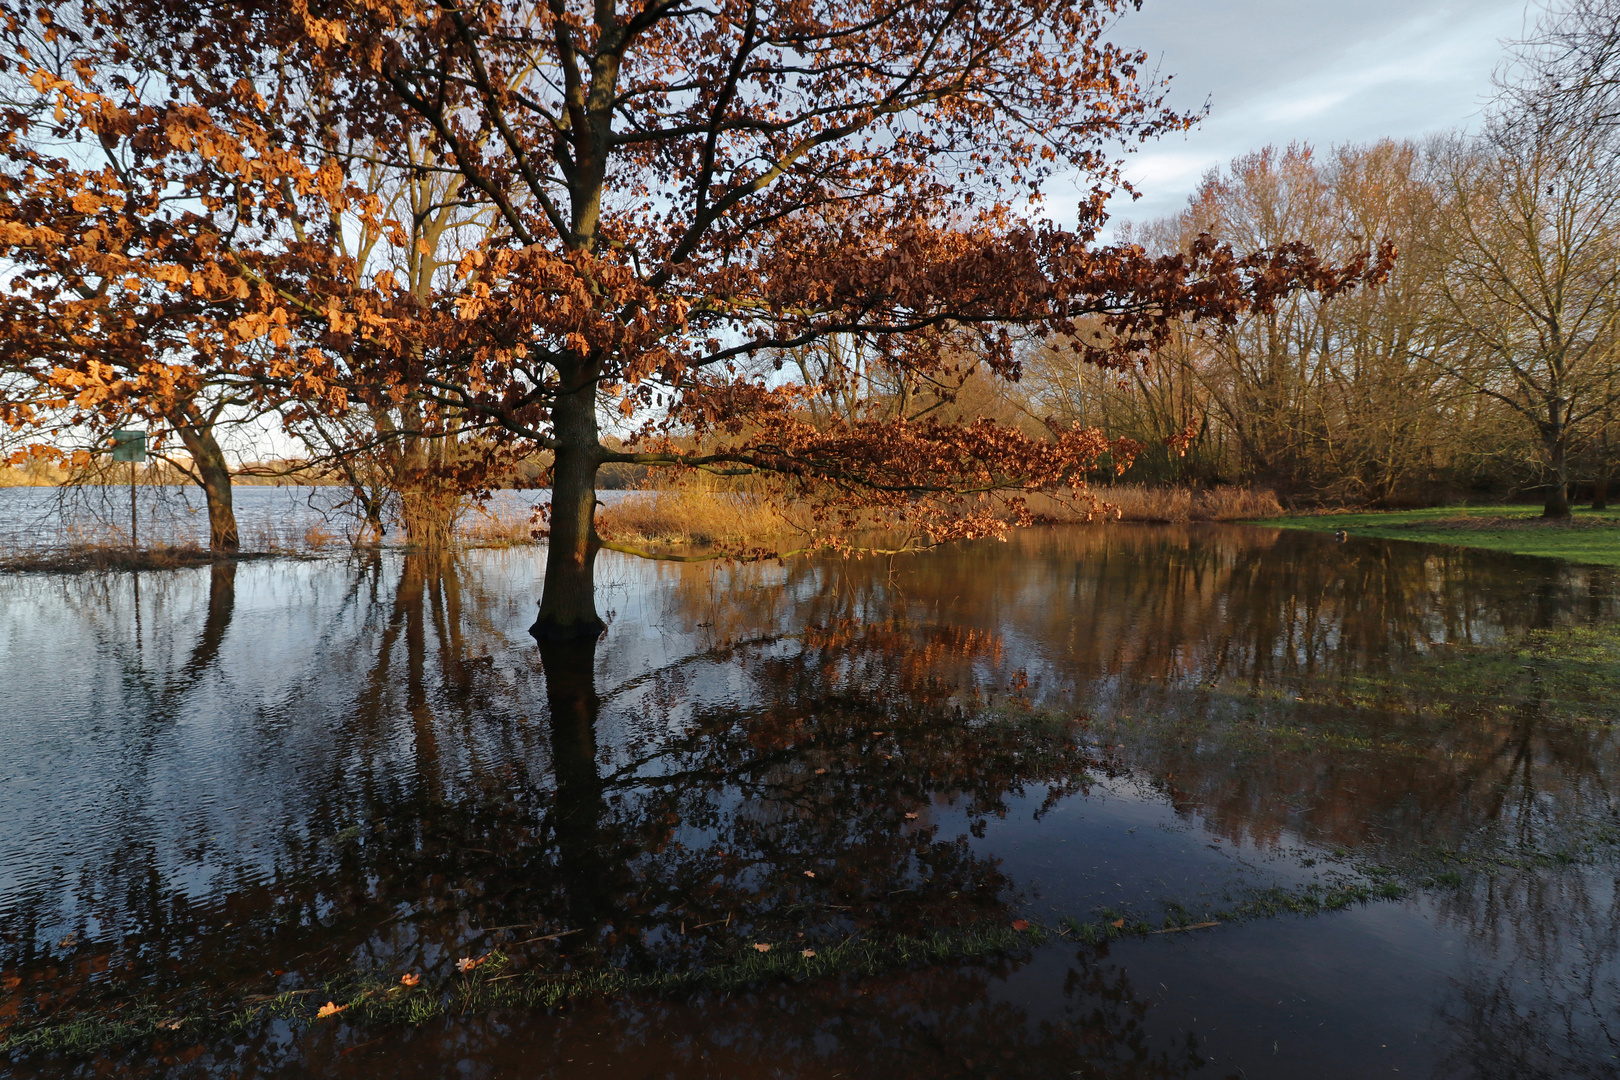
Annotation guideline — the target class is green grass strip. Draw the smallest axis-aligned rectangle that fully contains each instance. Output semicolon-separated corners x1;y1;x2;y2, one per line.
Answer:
1257;505;1620;565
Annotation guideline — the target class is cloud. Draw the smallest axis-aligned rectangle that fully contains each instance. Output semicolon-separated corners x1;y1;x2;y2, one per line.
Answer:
1041;0;1530;232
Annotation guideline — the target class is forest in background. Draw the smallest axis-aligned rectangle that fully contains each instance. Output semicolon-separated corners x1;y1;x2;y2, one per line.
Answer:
1014;134;1620;510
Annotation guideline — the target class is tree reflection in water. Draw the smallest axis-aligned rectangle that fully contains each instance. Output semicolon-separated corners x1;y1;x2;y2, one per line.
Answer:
0;525;1616;1078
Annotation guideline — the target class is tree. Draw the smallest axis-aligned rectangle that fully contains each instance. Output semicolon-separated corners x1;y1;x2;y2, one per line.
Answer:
1498;0;1620;510
1022;141;1462;505
5;0;1380;631
1426;121;1620;518
0;6;361;550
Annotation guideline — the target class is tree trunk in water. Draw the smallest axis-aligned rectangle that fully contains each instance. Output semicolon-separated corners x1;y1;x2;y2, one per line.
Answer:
532;380;606;640
401;482;457;550
173;419;239;551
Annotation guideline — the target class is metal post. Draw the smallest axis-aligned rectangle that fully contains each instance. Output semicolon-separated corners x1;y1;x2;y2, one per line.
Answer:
130;458;138;552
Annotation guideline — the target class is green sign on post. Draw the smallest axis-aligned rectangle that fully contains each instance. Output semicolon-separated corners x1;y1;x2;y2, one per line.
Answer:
111;429;145;551
110;429;146;462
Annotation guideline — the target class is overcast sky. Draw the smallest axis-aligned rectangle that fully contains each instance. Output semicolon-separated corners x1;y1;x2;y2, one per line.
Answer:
1086;0;1533;231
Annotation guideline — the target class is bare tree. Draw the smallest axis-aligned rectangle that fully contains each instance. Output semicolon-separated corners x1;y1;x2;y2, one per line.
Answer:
1425;115;1620;517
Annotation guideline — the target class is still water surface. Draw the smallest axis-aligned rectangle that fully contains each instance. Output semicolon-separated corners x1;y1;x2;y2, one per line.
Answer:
1;525;1618;1078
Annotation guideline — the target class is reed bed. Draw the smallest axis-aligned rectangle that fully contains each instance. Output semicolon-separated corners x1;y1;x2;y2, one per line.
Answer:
594;487;797;549
1034;484;1282;524
458;504;541;546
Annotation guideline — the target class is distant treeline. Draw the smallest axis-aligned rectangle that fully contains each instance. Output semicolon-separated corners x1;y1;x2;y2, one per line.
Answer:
1016;136;1620;512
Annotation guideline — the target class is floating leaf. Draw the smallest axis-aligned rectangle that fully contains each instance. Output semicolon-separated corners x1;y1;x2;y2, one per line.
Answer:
1011;919;1030;931
399;973;420;987
803;870;816;878
1110;918;1125;929
801;949;816;958
316;1001;345;1019
753;943;771;953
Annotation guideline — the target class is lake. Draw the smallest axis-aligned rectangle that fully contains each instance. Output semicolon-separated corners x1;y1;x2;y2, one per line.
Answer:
0;486;557;552
1;524;1617;1078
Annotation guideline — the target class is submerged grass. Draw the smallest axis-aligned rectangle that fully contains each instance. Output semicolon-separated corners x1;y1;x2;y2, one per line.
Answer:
0;922;1041;1060
0;543;274;574
1262;505;1620;565
11;831;1612;1066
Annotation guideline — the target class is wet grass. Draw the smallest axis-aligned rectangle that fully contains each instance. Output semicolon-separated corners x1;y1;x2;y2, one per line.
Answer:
0;544;299;574
0;922;1041;1060
11;831;1615;1067
1261;505;1620;565
0;542;222;573
1221;622;1620;731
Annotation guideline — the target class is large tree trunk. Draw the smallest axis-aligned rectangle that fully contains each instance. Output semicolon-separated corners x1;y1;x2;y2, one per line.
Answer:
531;377;606;641
172;416;239;551
1542;404;1572;519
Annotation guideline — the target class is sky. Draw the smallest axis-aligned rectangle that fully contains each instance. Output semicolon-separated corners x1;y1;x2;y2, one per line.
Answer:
1091;0;1533;231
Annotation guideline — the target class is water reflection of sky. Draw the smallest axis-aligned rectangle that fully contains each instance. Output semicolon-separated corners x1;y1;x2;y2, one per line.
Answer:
1;525;1617;1078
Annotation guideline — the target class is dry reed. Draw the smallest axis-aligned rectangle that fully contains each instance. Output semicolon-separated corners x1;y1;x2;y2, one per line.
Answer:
458;504;540;546
1032;485;1283;524
594;487;795;549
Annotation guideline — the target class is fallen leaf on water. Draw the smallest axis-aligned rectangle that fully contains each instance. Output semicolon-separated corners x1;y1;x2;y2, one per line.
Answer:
814;768;826;775
803;870;816;878
316;1001;345;1019
801;949;816;958
753;943;771;953
456;955;485;974
1011;919;1030;932
399;973;420;987
904;812;919;820
1110;918;1125;929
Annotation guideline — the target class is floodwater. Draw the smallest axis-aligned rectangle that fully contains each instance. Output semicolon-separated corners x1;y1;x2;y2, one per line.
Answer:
0;486;556;551
1;525;1618;1079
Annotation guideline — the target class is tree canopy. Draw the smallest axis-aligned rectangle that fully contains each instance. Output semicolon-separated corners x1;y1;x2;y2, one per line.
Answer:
0;0;1385;631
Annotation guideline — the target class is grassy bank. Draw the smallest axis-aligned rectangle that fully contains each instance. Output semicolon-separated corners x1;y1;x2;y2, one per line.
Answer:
1262;505;1620;565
